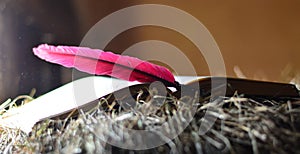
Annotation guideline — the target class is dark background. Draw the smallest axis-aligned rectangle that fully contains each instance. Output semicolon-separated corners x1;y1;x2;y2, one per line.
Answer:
0;0;300;102
0;0;80;102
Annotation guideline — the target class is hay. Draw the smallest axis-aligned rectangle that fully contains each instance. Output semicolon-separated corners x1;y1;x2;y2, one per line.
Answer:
1;84;300;154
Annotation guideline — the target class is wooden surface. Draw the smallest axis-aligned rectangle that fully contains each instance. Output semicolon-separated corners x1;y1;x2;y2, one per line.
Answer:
74;0;300;81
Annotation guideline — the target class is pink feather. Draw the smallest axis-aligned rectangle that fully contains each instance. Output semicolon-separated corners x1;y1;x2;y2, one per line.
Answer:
33;44;176;86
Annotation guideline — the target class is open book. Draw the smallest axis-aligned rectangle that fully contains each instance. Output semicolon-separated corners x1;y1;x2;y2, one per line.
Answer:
0;76;299;133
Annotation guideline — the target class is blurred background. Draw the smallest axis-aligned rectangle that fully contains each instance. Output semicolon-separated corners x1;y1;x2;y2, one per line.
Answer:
0;0;300;102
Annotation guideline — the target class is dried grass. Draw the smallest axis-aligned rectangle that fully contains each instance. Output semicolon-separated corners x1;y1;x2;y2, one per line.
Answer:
1;81;300;154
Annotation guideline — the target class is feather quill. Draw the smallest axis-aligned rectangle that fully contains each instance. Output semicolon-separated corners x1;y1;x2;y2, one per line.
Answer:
33;44;177;86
